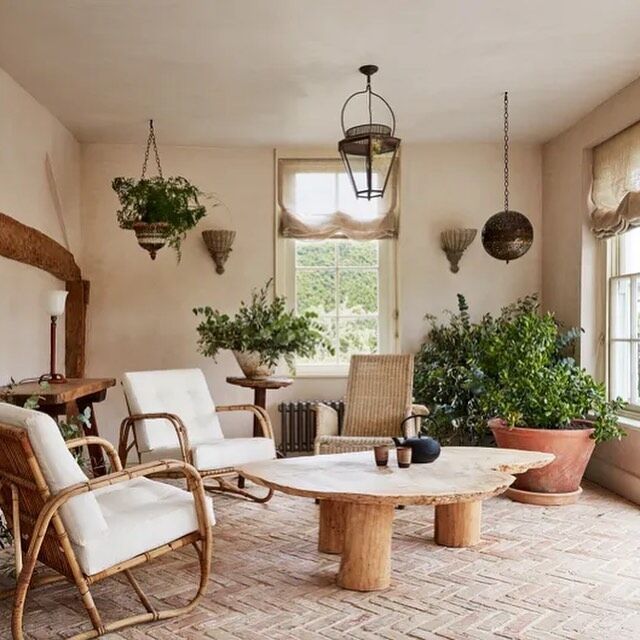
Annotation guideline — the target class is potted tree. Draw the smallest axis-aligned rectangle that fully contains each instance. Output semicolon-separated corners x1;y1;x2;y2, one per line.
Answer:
193;280;332;378
414;295;626;504
481;304;625;504
112;120;208;260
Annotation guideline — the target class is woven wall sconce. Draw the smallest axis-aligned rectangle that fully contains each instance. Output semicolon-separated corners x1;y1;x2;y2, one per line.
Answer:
202;229;236;274
440;228;477;273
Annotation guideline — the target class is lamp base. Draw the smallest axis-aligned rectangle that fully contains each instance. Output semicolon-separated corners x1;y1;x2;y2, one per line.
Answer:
39;373;67;385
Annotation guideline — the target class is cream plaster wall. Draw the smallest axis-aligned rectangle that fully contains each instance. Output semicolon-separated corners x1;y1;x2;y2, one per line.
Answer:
81;142;541;444
0;68;81;384
542;76;640;505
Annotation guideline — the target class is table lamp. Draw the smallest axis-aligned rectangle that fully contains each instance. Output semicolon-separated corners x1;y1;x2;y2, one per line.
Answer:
41;290;68;384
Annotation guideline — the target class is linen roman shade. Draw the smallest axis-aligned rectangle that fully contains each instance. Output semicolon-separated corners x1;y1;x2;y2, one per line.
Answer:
278;158;399;240
592;121;640;238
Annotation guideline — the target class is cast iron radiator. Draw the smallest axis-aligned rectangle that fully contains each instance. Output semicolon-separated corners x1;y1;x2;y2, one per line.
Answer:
278;400;345;455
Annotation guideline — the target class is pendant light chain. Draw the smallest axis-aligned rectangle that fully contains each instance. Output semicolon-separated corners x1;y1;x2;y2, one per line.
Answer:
503;91;509;213
141;119;164;179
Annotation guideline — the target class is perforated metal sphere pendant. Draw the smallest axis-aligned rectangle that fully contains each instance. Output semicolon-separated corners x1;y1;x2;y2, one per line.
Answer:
481;210;533;263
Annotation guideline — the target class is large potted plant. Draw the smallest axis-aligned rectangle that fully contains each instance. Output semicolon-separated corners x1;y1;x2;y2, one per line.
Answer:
480;303;625;504
193;280;332;378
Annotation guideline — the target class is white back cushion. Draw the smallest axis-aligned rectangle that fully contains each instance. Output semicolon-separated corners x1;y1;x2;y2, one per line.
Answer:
0;403;108;545
122;369;224;452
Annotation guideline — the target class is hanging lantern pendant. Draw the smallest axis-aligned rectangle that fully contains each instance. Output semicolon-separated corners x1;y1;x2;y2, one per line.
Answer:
481;92;533;263
338;65;401;200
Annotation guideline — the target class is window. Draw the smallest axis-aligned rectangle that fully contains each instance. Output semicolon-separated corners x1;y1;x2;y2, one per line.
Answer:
276;157;398;375
608;227;640;408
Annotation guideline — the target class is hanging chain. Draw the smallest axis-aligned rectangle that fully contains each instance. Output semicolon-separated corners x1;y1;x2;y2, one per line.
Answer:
503;91;509;212
141;119;163;179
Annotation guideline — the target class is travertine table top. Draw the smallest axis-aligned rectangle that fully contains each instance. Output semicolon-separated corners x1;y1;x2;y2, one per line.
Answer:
239;447;554;506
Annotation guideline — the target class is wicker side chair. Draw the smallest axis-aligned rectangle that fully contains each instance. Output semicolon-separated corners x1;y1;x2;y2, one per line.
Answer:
119;368;277;503
0;402;213;640
314;354;428;455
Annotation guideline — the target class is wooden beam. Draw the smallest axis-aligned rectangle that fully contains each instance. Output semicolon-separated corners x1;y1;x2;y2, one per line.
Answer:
65;280;89;378
0;212;81;281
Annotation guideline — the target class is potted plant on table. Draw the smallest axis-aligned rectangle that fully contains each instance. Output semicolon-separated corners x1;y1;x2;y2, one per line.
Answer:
112;120;208;260
480;302;625;504
193;280;332;378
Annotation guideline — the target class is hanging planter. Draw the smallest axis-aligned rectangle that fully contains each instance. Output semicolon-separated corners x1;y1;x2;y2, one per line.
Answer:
482;92;533;263
112;120;207;261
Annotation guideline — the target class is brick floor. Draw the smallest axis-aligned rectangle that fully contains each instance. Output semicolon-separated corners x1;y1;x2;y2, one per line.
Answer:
1;481;639;639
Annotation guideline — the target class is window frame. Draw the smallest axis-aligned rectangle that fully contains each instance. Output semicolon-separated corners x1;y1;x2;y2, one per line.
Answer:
607;233;640;415
277;237;398;377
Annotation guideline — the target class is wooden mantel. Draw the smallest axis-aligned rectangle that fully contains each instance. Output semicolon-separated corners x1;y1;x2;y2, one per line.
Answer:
0;212;89;377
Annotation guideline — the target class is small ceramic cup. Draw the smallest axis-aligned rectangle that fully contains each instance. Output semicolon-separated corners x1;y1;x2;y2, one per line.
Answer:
396;446;412;468
374;444;389;467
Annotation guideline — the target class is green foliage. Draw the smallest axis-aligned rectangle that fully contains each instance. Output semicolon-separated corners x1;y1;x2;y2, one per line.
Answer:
193;280;334;373
479;305;626;444
112;175;208;259
414;295;626;445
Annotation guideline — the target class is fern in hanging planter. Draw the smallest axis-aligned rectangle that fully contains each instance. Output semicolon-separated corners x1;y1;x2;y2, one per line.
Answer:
112;120;207;260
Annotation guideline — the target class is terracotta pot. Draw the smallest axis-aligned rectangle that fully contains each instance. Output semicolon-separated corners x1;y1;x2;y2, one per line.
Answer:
489;418;595;495
233;351;275;379
132;221;170;260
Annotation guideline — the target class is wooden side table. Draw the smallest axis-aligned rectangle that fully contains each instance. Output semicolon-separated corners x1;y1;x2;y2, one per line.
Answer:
225;376;293;437
0;378;116;476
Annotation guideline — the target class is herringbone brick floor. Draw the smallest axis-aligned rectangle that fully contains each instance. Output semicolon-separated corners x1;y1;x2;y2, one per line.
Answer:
1;480;639;639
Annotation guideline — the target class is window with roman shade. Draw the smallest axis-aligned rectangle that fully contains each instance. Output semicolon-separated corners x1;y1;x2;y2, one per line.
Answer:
592;121;640;238
277;158;399;240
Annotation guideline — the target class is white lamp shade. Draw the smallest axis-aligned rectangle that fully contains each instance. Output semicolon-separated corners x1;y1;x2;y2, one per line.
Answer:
46;290;68;317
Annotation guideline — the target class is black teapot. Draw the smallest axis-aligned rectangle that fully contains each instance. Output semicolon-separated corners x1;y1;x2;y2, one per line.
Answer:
393;416;441;464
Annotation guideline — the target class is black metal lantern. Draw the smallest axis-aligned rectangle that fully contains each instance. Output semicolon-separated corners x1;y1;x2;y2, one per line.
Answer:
338;65;400;200
482;92;533;263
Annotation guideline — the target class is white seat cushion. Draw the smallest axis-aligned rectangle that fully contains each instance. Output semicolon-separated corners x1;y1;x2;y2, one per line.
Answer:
0;403;108;545
140;437;276;471
72;477;215;575
122;369;224;452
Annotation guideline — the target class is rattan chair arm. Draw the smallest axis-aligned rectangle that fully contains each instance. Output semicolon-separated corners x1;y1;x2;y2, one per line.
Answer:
65;435;123;472
314;434;395;455
216;404;275;440
119;412;191;464
411;404;430;417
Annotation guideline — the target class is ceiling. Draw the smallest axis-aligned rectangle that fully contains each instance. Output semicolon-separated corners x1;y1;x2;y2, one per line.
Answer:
1;0;640;146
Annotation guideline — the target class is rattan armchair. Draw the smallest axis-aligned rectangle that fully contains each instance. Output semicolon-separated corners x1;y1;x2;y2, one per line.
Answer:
314;354;428;455
119;369;277;503
0;402;213;640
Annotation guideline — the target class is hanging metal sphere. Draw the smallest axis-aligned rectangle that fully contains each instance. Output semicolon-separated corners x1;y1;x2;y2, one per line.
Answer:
481;210;533;262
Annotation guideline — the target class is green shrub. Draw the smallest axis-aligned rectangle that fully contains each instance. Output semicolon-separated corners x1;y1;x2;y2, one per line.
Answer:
414;295;626;445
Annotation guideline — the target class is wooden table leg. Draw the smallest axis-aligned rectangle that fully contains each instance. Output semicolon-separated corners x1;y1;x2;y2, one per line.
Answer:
74;399;107;477
253;388;267;437
318;500;345;554
337;502;394;591
434;500;482;547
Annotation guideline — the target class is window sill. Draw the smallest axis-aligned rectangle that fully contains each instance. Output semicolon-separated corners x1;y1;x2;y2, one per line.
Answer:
293;367;349;379
617;413;640;432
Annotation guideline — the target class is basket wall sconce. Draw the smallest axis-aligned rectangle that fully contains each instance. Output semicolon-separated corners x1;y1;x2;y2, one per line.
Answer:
440;228;477;273
202;229;236;274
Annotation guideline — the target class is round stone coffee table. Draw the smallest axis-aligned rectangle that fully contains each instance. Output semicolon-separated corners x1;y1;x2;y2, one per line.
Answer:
239;447;553;592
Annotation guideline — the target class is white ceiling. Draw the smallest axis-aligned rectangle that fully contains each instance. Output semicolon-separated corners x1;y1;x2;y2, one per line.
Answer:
1;0;640;146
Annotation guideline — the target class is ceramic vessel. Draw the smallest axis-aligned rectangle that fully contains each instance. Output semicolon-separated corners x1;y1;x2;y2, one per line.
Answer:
132;221;169;260
233;350;275;379
489;418;595;504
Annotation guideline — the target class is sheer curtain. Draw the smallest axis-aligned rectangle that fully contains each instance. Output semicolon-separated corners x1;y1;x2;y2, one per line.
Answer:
278;158;399;240
592;121;640;238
